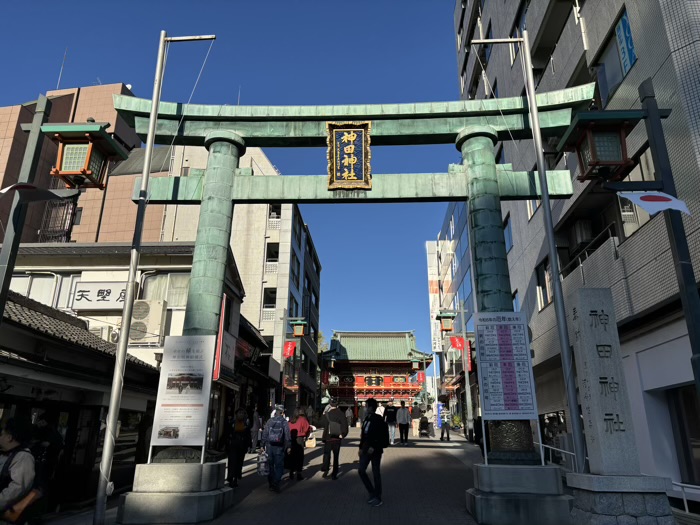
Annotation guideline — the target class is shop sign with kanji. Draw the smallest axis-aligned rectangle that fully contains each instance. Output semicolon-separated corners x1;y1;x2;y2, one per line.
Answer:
327;121;372;190
70;281;128;311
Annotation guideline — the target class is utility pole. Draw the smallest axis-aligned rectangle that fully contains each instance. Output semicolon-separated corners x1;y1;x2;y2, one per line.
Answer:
94;30;216;525
470;29;587;472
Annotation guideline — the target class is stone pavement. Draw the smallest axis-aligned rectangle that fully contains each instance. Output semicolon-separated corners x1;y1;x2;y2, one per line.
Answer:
45;428;483;525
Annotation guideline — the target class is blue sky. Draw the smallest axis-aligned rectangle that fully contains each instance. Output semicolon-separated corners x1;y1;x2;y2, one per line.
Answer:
0;1;459;366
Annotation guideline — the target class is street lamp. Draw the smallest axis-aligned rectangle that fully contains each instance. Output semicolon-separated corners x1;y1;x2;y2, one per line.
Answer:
558;78;700;402
436;311;456;332
0;183;80;328
41;121;129;189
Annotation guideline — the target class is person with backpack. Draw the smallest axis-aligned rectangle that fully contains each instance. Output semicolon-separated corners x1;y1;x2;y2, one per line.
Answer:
358;398;389;507
261;405;291;493
383;400;398;446
0;418;39;522
320;399;349;480
226;408;252;487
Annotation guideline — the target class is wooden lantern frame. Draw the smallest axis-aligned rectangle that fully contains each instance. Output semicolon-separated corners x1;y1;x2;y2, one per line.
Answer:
574;125;633;182
51;134;108;189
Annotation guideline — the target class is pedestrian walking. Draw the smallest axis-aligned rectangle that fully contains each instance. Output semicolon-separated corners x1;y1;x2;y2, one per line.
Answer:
250;407;262;453
358;398;389;507
425;406;436;437
359;401;367;423
411;402;422;437
227;408;251;487
0;418;38;522
320;399;348;480
305;404;315;425
396;401;411;445
345;407;353;428
440;411;451;442
383;400;397;445
287;408;311;481
261;405;291;493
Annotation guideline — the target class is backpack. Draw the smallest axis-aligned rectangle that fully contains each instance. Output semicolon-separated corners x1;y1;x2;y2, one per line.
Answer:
0;448;44;524
267;420;285;445
328;419;343;437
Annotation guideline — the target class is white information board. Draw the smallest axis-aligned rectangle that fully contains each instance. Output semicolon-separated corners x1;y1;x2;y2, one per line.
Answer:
475;312;538;420
150;335;216;447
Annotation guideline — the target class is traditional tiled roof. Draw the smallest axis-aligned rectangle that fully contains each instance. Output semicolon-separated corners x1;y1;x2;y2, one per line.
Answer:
3;290;155;369
327;331;431;362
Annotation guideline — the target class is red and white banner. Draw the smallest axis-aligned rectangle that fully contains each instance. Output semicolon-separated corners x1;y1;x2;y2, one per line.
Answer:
283;341;296;359
466;340;473;372
417;371;426;383
619;191;690;215
450;336;465;351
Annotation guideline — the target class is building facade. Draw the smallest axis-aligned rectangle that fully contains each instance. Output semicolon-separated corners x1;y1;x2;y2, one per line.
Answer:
1;83;322;413
443;0;700;495
322;331;432;418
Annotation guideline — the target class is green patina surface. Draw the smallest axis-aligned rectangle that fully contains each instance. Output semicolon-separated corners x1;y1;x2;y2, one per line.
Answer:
114;84;594;349
134;166;574;204
114;84;594;147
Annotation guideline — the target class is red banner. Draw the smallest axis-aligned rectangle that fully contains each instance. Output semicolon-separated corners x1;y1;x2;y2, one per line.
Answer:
450;336;464;351
467;340;473;372
417;371;426;383
283;341;296;359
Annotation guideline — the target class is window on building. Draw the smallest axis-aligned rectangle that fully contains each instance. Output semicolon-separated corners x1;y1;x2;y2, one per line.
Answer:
619;147;655;238
595;8;637;106
527;199;541;219
504;214;513;252
73;207;83;226
668;384;700;484
490;80;498;99
262;288;277;309
293;215;303;247
496;146;506;165
288;294;299;318
509;1;529;63
536;259;553;310
142;272;190;308
291;252;300;290
266;242;279;262
513;290;520;312
269;204;281;219
484;23;493;64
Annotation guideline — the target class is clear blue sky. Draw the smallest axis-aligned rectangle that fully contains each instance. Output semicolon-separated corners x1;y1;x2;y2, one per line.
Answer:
0;1;459;366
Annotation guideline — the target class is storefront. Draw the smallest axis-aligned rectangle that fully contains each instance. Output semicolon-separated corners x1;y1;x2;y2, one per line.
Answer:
0;291;158;508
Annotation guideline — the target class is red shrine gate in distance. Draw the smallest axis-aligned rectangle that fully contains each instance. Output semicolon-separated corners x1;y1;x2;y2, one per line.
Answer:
321;331;432;413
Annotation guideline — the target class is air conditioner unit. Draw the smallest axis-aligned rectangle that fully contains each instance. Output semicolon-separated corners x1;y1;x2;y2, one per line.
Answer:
89;325;113;342
571;220;593;250
128;300;167;346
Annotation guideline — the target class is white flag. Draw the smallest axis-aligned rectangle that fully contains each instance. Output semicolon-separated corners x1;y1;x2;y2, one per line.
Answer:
619;191;690;216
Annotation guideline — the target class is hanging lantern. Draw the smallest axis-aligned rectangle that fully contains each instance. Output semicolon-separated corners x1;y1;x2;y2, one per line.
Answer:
436;311;456;332
556;111;648;183
290;319;307;337
42;121;128;189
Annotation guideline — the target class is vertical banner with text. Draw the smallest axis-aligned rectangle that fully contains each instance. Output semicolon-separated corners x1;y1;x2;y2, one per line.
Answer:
150;335;216;447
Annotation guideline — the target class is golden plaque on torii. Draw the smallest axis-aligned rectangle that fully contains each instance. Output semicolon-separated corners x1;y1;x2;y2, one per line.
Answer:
327;121;372;191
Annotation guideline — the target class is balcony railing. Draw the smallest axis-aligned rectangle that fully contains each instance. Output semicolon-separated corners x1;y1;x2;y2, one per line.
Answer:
261;307;276;322
264;261;279;274
560;223;619;280
267;218;281;230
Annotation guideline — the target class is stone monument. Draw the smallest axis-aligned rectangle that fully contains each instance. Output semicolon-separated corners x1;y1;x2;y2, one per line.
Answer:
567;288;674;525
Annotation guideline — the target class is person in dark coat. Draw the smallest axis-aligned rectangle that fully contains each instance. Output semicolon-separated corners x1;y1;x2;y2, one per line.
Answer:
227;408;252;487
320;399;349;480
358;398;389;507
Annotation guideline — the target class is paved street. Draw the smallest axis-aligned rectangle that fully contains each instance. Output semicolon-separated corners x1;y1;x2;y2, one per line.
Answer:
213;427;481;525
45;428;482;525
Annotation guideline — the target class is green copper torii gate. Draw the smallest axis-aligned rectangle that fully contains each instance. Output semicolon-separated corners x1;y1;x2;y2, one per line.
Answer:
114;83;594;462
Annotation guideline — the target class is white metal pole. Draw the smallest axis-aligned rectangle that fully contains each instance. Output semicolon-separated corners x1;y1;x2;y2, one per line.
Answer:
93;30;168;525
522;29;586;473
